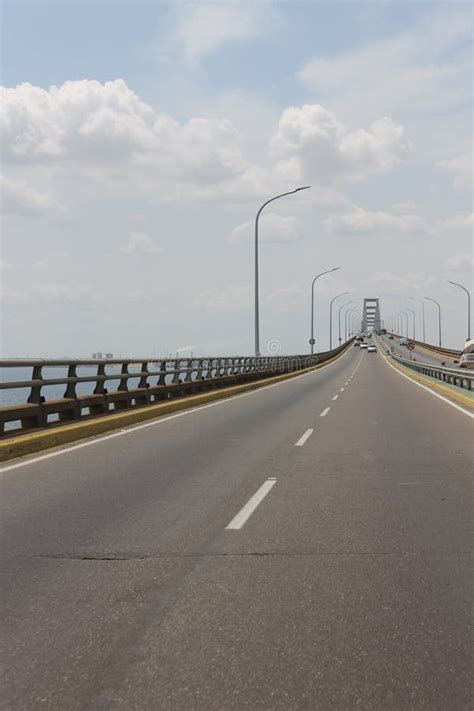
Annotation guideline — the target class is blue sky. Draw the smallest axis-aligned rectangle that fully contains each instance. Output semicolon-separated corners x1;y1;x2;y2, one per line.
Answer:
1;0;472;356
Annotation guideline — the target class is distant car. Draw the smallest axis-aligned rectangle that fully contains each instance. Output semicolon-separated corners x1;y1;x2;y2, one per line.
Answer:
388;335;394;340
399;337;408;346
459;353;474;369
360;343;368;349
367;345;377;353
353;340;360;346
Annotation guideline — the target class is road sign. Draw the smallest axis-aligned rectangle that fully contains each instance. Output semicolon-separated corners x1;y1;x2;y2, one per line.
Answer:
309;338;316;345
407;341;415;351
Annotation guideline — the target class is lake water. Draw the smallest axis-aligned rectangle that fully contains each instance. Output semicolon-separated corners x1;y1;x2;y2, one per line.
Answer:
0;364;167;407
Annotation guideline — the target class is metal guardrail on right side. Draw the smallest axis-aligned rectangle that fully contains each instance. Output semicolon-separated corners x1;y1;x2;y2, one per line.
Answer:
378;339;473;391
386;332;461;359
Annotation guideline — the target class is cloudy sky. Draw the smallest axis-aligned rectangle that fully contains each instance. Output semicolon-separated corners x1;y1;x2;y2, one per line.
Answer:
1;0;472;357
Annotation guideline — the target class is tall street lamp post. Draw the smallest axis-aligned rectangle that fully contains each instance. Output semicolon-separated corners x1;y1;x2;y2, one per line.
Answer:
329;291;349;350
394;314;400;335
400;311;410;338
310;268;340;354
345;307;357;341
409;297;425;342
349;311;358;337
338;301;354;344
254;186;311;356
406;307;416;340
424;297;442;347
447;280;471;341
393;313;400;335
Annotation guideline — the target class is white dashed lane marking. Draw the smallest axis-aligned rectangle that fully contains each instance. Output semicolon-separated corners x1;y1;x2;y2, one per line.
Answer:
294;429;313;447
226;478;277;530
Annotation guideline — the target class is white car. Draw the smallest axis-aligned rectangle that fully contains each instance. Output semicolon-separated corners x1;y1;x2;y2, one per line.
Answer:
399;337;407;346
459;353;474;369
367;345;377;353
360;342;368;349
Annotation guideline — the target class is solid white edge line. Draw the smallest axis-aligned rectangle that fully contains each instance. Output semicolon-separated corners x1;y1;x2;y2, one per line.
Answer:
0;344;357;474
380;344;474;420
332;395;338;401
225;478;277;530
294;428;314;447
320;407;330;417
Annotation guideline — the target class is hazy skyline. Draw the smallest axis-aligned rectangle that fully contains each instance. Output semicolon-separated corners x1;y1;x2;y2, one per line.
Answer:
1;0;472;356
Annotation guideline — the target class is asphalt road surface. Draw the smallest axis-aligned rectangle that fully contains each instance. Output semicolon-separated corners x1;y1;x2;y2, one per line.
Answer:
382;334;461;367
1;347;473;710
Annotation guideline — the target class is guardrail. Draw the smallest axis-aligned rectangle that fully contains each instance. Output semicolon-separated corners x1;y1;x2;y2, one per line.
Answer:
378;338;473;391
0;342;352;437
386;333;461;358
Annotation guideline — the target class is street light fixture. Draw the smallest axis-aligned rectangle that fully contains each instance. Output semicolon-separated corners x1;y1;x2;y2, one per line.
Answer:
349;310;359;337
345;306;357;341
447;280;471;341
254;186;311;356
424;297;442;347
406;307;416;340
400;310;409;338
309;268;340;354
409;297;425;342
393;313;400;335
329;291;349;350
338;301;354;344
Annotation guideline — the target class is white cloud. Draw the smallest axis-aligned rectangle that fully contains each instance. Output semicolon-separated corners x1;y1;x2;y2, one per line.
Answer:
443;213;473;230
172;1;272;61
325;205;474;241
1;80;154;163
128;289;148;303
392;201;418;214
446;253;474;271
1;81;411;205
33;282;100;306
1;176;63;217
122;231;163;255
0;285;31;306
0;80;248;196
298;6;472;121
266;285;305;313
230;212;301;244
270;105;410;183
193;284;252;311
367;271;437;295
324;205;431;236
437;154;472;189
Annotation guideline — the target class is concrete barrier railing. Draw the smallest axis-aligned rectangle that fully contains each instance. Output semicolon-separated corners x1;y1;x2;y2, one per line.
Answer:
0;341;352;436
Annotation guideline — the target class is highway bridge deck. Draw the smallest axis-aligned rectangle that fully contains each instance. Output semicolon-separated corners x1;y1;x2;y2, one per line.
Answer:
1;346;472;710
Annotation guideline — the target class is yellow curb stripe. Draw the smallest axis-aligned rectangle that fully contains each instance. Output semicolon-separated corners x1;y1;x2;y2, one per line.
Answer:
0;343;353;462
388;359;473;406
375;339;474;411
